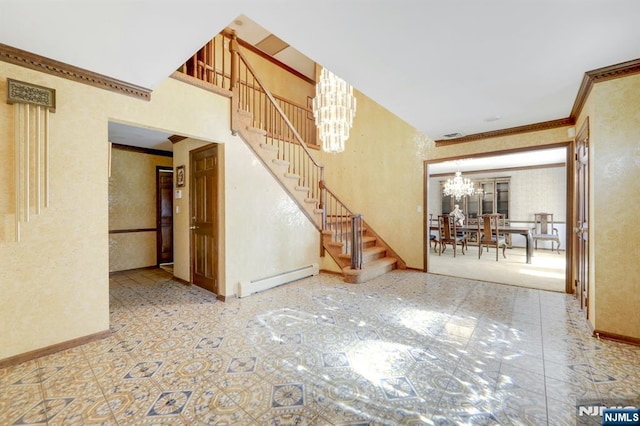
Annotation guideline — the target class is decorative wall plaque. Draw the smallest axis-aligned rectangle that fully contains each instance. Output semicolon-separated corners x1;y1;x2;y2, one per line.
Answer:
7;78;56;112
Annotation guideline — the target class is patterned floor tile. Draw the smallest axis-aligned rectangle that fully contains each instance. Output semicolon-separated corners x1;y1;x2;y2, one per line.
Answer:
12;398;74;425
1;268;639;425
0;384;44;426
185;386;259;425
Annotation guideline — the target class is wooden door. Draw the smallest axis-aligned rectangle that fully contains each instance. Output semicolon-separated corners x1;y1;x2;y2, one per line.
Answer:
575;121;589;313
190;145;218;294
156;167;173;265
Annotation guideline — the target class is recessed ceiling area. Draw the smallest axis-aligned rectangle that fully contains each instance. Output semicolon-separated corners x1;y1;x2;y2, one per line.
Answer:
428;147;567;175
108;122;174;152
228;15;316;81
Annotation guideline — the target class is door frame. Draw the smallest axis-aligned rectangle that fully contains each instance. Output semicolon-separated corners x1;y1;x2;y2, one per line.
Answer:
573;119;590;313
423;141;574;293
156;166;174;265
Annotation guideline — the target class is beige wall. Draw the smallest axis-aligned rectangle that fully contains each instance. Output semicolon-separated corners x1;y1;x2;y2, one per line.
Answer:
576;74;640;339
315;88;573;271
2;49;638;362
171;135;320;298
108;148;172;272
0;60;320;361
316;90;430;269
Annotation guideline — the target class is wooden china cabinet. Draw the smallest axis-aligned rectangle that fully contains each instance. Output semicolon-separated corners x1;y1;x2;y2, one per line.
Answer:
440;177;511;246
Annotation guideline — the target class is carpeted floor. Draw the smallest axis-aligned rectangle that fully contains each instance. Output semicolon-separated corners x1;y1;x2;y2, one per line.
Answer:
427;245;566;292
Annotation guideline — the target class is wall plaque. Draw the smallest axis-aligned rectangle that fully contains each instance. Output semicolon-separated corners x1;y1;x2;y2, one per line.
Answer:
7;78;56;112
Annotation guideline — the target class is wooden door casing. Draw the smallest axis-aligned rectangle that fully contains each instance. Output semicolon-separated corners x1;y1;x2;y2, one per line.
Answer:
190;145;218;294
156;167;174;265
575;120;589;314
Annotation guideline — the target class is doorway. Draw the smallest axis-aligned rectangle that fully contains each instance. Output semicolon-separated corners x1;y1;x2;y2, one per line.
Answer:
156;166;174;266
424;144;572;292
190;144;219;294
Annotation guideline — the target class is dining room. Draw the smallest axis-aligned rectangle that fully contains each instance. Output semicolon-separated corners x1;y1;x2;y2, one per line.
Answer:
424;145;570;293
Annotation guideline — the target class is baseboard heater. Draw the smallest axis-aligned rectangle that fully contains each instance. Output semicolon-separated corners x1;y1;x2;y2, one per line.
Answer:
238;263;319;298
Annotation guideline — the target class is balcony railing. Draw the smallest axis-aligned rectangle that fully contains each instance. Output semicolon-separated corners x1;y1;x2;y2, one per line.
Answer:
178;30;317;147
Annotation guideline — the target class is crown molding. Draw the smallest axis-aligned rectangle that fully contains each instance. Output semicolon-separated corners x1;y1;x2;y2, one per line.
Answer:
435;118;574;146
0;43;151;101
570;57;640;119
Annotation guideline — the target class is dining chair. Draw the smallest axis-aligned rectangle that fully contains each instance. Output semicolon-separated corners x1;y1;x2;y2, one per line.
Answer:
437;215;467;257
429;214;439;252
478;213;507;261
531;212;561;253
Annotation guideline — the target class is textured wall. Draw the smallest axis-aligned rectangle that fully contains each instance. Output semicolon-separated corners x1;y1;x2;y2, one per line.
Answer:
578;74;640;339
316;89;429;269
171;135;321;298
0;60;306;360
108;148;172;272
316;86;572;270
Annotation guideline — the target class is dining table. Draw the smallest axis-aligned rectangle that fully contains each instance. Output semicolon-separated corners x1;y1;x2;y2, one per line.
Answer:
430;224;534;264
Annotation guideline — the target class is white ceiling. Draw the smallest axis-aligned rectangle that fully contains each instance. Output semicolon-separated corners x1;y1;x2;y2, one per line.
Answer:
108;122;173;152
2;1;639;147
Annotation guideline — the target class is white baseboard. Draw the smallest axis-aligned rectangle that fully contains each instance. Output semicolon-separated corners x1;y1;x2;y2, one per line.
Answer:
238;263;319;298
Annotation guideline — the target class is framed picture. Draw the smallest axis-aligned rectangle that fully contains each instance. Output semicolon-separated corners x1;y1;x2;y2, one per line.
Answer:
176;165;185;187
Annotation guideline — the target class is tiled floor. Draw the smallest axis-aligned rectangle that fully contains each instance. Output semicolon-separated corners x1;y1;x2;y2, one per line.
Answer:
1;268;639;425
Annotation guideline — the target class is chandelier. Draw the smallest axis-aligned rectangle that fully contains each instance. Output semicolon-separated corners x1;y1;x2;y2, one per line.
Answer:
312;68;357;153
443;170;475;200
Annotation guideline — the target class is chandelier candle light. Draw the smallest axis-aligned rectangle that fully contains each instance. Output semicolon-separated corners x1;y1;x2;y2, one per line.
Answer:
312;68;357;153
443;170;475;200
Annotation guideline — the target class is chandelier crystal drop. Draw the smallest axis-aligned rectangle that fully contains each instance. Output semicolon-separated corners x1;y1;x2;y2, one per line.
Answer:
443;171;475;201
312;68;357;153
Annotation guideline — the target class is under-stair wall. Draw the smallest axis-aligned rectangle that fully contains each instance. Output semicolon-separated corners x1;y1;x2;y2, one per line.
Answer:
227;39;406;283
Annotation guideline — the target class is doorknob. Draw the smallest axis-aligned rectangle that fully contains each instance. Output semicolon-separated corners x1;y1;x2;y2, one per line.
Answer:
189;225;197;230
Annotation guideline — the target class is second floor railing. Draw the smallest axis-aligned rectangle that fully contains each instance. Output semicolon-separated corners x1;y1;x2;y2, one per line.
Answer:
178;30;317;147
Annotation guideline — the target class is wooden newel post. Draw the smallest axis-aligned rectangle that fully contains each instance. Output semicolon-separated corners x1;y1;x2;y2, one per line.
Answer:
230;37;239;89
229;31;240;132
351;214;363;270
319;179;327;230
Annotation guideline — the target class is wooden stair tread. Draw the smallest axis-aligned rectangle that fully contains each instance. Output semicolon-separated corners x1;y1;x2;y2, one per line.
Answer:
284;172;300;180
260;143;279;152
246;126;267;136
342;257;397;283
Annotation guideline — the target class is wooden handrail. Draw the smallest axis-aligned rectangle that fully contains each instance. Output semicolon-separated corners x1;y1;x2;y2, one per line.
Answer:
233;48;323;170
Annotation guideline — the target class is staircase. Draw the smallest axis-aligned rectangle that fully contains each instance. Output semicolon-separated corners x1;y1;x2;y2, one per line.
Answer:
226;36;405;283
321;216;401;284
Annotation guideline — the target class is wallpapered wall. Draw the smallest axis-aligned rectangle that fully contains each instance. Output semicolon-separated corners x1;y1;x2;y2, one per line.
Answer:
1;48;638;363
108;148;172;272
577;74;640;339
0;60;320;361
